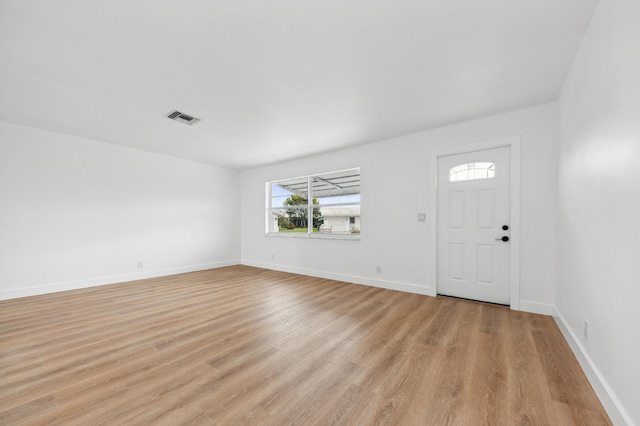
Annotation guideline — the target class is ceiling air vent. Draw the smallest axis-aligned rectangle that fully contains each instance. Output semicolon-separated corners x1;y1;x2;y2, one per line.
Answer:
166;110;201;125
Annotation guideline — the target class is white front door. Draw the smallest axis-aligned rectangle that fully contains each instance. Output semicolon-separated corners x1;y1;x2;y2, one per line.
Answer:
437;146;511;304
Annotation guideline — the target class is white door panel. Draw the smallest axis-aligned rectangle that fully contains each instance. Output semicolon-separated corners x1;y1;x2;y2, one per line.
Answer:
437;146;510;304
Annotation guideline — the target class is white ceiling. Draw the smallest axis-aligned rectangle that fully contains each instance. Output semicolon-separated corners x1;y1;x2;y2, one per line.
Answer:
0;0;598;170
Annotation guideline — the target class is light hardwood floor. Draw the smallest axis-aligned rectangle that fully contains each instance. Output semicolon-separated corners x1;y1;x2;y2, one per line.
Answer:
0;265;610;425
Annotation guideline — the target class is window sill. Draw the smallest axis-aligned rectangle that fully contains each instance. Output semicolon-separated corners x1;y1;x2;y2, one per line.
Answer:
266;232;361;241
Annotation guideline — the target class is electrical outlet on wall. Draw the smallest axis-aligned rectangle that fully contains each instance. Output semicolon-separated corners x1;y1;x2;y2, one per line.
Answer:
376;266;382;274
137;261;144;269
584;320;590;340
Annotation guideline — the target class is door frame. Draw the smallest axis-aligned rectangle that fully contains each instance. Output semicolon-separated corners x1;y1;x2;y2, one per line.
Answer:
429;135;521;310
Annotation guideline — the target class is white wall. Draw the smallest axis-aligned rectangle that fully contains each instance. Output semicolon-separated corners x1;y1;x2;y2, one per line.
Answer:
556;0;640;424
241;103;558;312
0;121;240;299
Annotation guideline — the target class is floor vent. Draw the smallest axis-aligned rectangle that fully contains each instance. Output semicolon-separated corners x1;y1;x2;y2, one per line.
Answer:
165;110;201;125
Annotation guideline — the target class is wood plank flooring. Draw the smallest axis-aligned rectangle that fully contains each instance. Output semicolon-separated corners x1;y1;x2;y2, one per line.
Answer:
0;265;611;425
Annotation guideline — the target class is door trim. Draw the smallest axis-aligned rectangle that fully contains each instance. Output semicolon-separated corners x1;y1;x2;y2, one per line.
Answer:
429;135;521;310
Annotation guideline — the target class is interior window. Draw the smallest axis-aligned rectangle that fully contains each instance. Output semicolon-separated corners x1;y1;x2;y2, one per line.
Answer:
266;168;360;237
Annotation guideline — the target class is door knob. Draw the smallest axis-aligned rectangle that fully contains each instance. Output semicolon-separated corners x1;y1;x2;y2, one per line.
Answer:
495;236;509;242
502;225;509;230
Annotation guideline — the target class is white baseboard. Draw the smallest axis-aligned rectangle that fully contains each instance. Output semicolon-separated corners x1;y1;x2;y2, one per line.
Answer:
518;300;555;316
0;260;241;300
241;260;432;296
553;310;632;426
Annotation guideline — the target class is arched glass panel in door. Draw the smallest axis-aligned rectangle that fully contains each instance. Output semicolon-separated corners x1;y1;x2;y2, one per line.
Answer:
449;162;495;182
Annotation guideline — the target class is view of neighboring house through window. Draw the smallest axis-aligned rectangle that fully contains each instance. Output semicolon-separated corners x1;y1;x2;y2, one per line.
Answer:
267;168;361;237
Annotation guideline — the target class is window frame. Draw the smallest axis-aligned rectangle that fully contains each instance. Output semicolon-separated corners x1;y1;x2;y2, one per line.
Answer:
266;168;361;240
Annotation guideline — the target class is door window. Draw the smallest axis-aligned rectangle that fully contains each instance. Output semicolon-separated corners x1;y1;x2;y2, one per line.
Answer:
449;162;495;182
